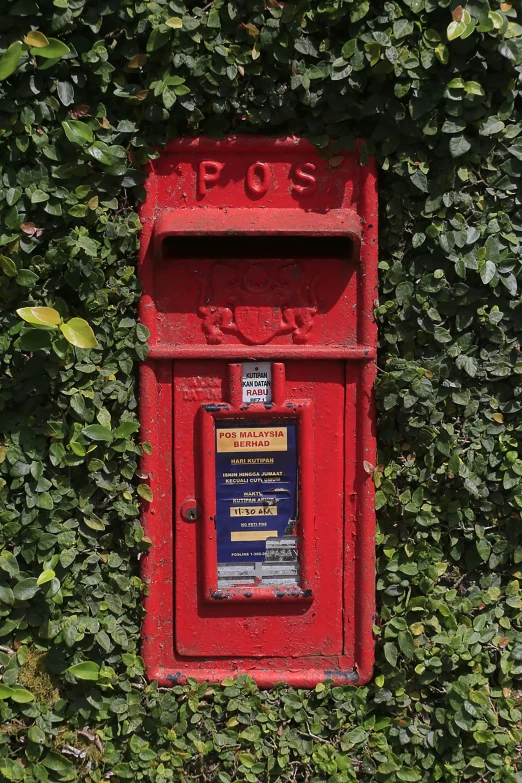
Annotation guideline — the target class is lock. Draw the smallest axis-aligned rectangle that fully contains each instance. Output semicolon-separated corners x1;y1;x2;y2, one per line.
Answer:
181;499;200;522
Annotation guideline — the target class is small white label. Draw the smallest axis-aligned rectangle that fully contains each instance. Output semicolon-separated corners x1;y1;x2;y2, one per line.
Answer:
241;362;272;403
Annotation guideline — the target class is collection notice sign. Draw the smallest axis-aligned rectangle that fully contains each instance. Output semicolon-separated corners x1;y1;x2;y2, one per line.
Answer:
241;362;272;403
215;421;297;564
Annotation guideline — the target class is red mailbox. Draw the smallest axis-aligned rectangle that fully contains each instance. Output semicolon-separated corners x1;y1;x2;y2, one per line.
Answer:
139;136;377;687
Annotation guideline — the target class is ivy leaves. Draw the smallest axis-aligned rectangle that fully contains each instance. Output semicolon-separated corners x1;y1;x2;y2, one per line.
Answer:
0;31;70;80
17;306;98;349
0;0;522;782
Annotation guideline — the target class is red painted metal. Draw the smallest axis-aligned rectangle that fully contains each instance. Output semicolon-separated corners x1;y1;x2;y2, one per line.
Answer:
139;136;378;688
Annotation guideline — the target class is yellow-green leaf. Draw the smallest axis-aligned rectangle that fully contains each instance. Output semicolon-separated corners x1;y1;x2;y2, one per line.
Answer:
138;484;153;502
0;254;17;277
9;685;35;703
17;307;61;328
37;569;55;585
60;318;98;348
165;16;183;28
24;31;49;48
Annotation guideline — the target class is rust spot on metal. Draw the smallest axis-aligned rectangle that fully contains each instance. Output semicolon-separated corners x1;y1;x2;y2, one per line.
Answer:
166;672;184;682
324;669;359;683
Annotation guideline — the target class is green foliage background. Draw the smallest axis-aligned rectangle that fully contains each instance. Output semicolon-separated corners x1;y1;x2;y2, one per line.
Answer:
1;0;522;781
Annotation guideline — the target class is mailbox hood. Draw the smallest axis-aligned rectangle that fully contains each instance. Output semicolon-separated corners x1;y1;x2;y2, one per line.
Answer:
153;207;361;261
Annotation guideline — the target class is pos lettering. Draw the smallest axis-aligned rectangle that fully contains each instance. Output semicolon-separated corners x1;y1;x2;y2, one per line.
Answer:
197;160;317;197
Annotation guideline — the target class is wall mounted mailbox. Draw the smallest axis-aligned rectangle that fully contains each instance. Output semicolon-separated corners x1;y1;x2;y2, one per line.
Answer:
139;136;377;687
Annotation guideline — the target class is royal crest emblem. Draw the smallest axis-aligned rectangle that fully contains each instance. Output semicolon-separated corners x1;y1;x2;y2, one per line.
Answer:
195;261;320;346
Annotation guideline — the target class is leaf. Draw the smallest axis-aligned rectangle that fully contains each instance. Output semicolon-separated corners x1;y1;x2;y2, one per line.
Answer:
480;260;496;284
464;80;485;95
9;684;34;703
60;318;98;348
447;20;466;39
17;307;61;327
42;752;74;774
479;117;505;136
68;661;100;681
128;53;147;68
31;38;70;58
20;222;37;235
82;424;113;442
15;329;52;351
410;170;427;191
384;641;398;667
114;421;140;438
0;254;17;276
62;120;94;145
449;136;471;157
0;684;15;699
0;41;23;80
85;141;115;166
434;326;452;343
57;80;74;106
138;484;153;502
165;17;183;28
397;769;421;782
13;577;39;601
476;539;491;562
398;630;415;659
0;585;14;605
37;569;55;585
24;30;49;47
146;27;172;53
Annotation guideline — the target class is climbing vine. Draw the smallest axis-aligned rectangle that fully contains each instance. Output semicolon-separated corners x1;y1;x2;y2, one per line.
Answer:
1;0;522;781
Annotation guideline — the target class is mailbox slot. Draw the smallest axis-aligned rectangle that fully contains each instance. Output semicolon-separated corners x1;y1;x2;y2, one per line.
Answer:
160;235;357;261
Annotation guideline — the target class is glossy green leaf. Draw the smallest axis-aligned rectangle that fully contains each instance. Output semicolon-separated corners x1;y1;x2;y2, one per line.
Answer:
37;569;56;585
82;424;113;442
62;120;94;145
68;661;100;681
31;38;70;58
0;254;17;276
60;318;98;348
0;41;23;80
13;577;39;601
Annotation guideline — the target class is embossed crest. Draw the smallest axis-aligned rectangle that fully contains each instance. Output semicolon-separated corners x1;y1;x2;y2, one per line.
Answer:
234;306;283;345
196;262;319;346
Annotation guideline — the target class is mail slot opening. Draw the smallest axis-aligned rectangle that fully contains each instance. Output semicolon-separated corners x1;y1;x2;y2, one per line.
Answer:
160;235;356;261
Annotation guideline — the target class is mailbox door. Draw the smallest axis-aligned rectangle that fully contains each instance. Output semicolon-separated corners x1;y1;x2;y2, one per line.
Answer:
173;360;346;658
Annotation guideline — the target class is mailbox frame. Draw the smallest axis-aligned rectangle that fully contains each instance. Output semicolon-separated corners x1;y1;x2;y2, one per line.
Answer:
138;136;378;687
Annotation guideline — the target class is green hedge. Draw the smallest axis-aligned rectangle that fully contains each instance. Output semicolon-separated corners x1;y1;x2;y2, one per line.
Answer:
1;0;522;781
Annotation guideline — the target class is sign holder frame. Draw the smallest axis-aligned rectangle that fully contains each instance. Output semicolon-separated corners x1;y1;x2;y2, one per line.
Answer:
199;366;315;604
